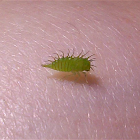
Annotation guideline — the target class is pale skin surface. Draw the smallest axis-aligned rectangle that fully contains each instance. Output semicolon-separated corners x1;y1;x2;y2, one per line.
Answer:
0;1;140;139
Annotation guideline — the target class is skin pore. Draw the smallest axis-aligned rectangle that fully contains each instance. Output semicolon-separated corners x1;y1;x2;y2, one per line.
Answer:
0;1;140;139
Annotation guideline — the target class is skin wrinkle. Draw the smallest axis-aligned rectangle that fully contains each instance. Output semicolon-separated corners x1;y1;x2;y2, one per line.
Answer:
76;20;93;45
62;35;71;44
0;1;140;139
3;101;18;138
70;88;78;112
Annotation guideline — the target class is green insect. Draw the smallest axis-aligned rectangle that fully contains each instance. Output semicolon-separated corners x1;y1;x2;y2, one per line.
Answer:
42;50;95;76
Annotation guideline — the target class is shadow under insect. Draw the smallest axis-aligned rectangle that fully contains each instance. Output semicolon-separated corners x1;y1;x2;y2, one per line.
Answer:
47;72;99;85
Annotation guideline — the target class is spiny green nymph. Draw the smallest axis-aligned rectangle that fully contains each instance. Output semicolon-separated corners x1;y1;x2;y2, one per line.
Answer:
41;50;95;74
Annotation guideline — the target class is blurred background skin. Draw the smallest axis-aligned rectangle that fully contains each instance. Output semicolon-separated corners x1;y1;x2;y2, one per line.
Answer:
0;1;140;139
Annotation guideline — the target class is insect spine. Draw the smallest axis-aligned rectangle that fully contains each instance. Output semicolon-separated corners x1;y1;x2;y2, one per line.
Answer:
42;50;95;73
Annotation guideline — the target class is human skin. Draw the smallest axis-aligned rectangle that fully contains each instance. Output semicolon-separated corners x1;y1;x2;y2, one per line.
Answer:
0;1;140;139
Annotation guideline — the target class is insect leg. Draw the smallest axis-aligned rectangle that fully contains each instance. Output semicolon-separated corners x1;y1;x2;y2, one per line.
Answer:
61;72;75;81
72;72;80;82
77;72;80;76
82;72;88;83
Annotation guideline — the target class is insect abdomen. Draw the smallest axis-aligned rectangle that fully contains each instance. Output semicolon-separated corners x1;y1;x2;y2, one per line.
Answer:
46;57;70;72
43;57;90;72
